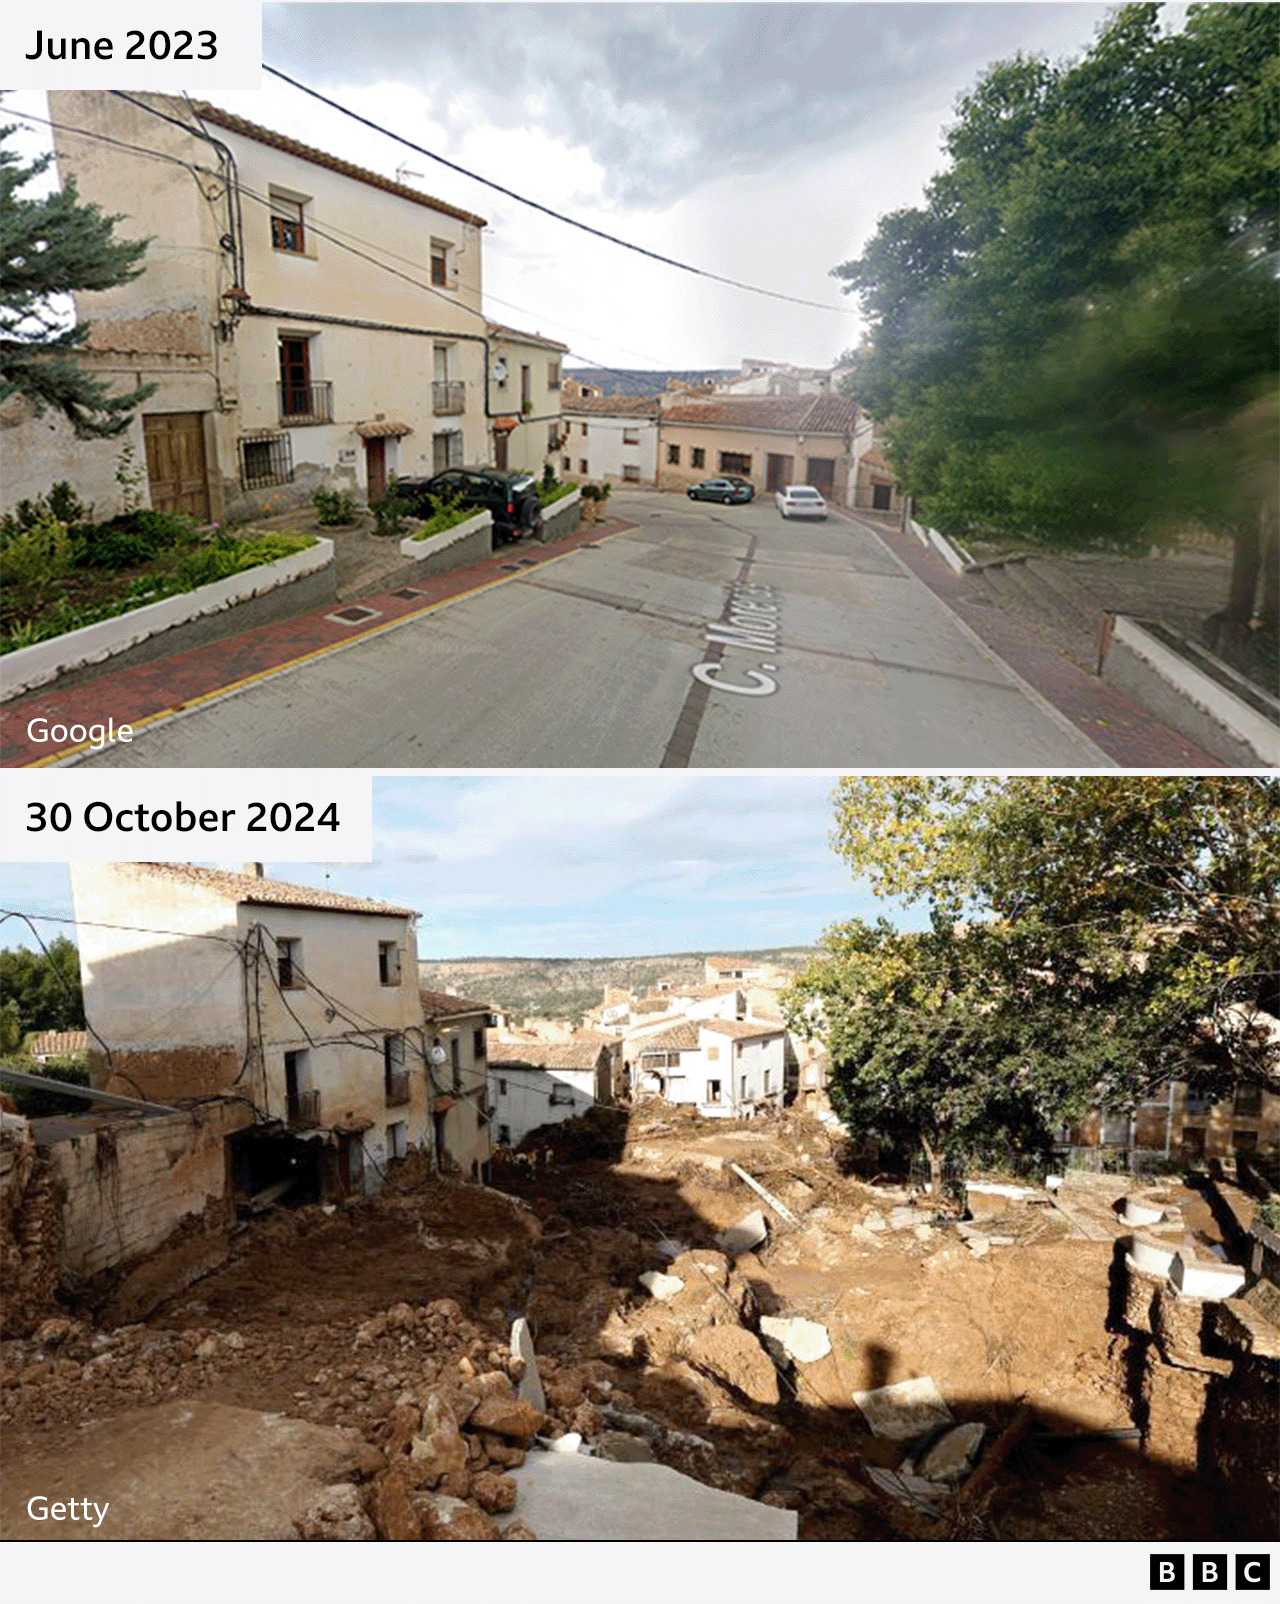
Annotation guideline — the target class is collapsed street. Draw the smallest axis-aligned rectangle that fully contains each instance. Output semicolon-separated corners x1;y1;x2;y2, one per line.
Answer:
3;1104;1274;1541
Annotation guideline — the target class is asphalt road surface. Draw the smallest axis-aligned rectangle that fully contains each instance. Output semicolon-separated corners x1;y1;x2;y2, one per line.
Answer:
75;493;1109;768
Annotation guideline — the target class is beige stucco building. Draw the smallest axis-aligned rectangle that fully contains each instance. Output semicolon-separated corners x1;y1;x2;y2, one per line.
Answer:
6;92;496;524
656;394;858;502
485;322;569;478
420;989;497;1179
69;863;431;1196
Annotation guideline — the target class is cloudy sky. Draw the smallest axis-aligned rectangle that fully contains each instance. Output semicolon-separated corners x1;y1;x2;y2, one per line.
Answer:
9;2;1169;374
2;773;925;959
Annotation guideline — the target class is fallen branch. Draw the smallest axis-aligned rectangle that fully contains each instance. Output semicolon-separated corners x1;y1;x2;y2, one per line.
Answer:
729;1164;799;1226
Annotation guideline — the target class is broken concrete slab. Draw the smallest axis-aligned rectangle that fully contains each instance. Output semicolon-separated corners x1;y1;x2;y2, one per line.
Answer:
862;1209;887;1232
865;1465;950;1514
759;1315;831;1365
966;1236;991;1258
498;1448;797;1539
510;1316;545;1413
888;1206;929;1231
0;1399;375;1539
638;1270;684;1301
852;1376;953;1442
965;1182;1046;1218
913;1421;987;1484
716;1208;768;1257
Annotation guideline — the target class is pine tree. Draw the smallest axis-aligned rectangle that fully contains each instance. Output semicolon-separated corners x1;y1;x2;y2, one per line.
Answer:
1;116;156;437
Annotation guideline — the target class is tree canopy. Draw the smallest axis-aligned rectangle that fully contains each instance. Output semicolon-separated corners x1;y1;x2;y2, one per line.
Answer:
0;116;155;437
785;777;1280;1181
833;3;1278;627
0;937;85;1037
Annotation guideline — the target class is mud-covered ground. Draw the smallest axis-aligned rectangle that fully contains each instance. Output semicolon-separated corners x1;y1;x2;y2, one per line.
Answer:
0;1106;1228;1540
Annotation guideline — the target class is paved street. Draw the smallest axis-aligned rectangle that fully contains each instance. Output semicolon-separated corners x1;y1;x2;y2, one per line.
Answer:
68;493;1114;768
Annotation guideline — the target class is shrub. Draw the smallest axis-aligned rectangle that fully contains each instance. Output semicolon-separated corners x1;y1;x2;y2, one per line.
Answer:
538;479;578;508
77;529;156;570
408;497;476;542
1;483;90;546
130;508;201;546
372;478;411;539
175;531;314;589
0;515;73;596
313;488;359;526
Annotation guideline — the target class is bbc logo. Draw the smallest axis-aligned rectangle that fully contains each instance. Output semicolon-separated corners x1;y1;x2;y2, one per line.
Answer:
1150;1556;1271;1591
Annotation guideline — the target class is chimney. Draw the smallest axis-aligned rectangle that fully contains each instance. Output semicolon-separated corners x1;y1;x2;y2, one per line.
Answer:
240;863;264;879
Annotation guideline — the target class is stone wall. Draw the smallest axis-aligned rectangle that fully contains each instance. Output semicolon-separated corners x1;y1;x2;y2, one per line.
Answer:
45;1101;252;1289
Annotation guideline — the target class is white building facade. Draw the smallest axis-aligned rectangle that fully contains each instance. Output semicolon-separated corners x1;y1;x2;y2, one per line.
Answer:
12;92;493;523
629;1019;786;1118
560;395;660;487
70;863;430;1194
487;1041;612;1149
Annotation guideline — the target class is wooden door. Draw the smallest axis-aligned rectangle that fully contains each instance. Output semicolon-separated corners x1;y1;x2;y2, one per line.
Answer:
766;453;793;490
365;437;387;503
279;337;311;416
494;431;508;471
142;413;210;521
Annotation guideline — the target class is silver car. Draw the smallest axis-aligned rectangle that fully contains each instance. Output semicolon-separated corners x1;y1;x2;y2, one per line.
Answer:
775;484;827;519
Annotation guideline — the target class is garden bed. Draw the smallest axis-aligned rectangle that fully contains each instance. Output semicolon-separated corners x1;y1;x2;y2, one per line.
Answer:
2;533;332;700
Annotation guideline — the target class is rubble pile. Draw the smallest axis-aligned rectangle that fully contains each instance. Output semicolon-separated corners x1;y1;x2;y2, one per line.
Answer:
0;1114;63;1339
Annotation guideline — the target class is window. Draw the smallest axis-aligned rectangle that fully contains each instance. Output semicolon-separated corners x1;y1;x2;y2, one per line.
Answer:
707;1079;721;1103
1234;1084;1263;1117
377;941;400;986
238;431;293;490
623;464;640;482
872;482;893;511
667;444;680;465
547;360;561;390
740;1076;748;1100
498;1078;508;1097
548;424;560;452
474;1029;486;1060
497;1124;511;1146
384;1034;409;1105
433;431;463;472
691;447;705;469
279;336;311;417
580;422;589;436
430;241;450;287
549;1085;575;1107
579;459;588;475
1233;1129;1259;1155
387;1121;407;1161
1184;1086;1214;1115
623;428;640;446
450;1036;462;1092
763;1068;772;1094
270;191;306;253
521;364;532;409
562;456;571;473
706;1045;720;1061
719;452;752;474
277;937;302;989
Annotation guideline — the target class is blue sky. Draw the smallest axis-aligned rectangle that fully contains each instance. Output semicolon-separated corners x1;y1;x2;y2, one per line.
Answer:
2;774;923;959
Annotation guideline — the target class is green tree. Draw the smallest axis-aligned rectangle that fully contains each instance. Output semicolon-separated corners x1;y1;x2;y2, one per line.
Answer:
0;937;85;1035
786;777;1280;1192
1;115;155;436
833;3;1279;644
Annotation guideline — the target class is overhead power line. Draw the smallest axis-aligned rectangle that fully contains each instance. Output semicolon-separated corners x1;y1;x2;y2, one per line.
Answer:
261;64;852;316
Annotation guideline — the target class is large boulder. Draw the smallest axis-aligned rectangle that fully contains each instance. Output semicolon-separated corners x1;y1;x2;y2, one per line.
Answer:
681;1325;779;1408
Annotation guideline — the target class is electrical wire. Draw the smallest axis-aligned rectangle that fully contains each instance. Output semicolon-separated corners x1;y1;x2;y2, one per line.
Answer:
262;64;853;315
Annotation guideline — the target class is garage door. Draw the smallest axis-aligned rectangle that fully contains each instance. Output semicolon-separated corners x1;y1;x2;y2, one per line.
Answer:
143;413;210;522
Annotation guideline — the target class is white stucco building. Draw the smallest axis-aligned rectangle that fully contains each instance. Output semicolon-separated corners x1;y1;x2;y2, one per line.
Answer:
627;1018;786;1118
486;1039;613;1150
69;862;430;1195
559;394;660;486
7;92;493;522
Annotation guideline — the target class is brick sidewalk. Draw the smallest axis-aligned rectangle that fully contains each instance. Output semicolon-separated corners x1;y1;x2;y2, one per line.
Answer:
857;514;1221;769
2;517;633;767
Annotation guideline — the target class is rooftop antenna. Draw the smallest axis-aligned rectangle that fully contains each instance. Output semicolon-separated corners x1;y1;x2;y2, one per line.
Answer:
396;164;425;185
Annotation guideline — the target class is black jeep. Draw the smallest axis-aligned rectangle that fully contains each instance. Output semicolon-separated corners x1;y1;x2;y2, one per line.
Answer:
395;466;543;546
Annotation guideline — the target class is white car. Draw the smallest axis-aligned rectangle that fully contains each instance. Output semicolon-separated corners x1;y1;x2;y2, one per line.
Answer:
775;484;828;519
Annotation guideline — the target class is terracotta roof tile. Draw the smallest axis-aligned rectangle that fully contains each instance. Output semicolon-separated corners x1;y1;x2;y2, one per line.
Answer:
634;1022;700;1053
660;395;856;435
489;1042;609;1071
191;101;486;228
125;863;417;918
419;989;494;1021
701;1019;785;1041
486;321;570;353
562;395;662;417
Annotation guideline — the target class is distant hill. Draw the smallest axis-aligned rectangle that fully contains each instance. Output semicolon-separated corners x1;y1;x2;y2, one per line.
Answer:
564;368;735;398
417;947;815;1023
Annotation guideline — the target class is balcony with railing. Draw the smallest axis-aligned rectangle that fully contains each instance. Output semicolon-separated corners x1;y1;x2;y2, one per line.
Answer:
384;1069;411;1108
287;1088;321;1128
432;380;466;416
278;380;334;425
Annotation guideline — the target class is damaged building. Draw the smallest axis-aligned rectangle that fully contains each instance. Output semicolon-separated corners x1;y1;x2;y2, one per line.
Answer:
70;862;437;1199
